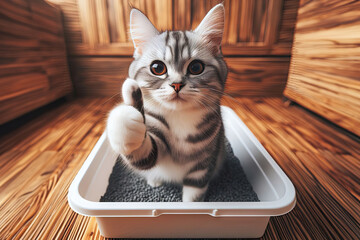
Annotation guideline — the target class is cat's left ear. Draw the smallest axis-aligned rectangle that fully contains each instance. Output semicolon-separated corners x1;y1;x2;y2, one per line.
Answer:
130;8;159;55
194;4;225;54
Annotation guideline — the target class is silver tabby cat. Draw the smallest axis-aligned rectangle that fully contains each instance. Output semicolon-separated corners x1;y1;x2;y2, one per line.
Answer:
107;4;227;202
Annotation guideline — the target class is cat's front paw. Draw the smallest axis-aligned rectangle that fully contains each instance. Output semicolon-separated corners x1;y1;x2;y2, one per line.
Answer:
107;105;146;155
147;178;163;188
182;185;208;202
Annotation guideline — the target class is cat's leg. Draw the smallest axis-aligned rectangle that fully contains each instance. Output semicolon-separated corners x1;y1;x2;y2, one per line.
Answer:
182;185;209;202
182;168;210;202
182;138;225;202
107;78;158;170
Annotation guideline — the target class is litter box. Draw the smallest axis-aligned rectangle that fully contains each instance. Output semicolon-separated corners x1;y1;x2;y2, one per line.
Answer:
68;106;296;238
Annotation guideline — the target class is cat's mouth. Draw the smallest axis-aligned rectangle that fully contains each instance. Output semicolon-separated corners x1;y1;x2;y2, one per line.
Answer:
169;93;186;102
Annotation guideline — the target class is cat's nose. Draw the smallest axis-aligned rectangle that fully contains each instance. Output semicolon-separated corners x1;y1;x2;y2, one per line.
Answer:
170;83;185;93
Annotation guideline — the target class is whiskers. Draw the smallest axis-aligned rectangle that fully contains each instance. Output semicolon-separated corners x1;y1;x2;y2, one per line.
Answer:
140;85;239;118
185;89;222;119
196;86;244;106
140;90;165;111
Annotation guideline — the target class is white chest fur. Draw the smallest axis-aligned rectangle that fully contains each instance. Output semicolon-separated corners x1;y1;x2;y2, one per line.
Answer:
165;108;210;157
138;106;208;183
166;109;204;139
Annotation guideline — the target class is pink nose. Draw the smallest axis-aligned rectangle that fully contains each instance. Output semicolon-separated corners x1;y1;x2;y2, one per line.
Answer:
171;83;185;93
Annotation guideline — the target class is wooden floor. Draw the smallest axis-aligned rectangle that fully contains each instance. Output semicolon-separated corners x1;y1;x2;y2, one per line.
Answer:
0;97;359;239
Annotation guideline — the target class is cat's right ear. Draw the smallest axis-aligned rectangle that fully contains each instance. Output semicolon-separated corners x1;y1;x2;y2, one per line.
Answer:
130;8;159;55
194;4;225;54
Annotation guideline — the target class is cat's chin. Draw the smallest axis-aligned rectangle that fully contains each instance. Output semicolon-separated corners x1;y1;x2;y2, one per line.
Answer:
169;95;186;103
161;99;196;111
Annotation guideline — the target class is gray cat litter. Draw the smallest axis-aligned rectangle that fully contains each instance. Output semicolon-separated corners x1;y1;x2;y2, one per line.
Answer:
100;140;259;202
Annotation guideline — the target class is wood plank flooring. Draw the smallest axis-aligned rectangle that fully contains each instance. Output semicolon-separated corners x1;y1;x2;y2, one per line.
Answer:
0;97;359;239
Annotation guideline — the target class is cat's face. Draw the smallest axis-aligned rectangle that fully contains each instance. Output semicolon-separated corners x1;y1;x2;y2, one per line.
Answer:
128;4;227;111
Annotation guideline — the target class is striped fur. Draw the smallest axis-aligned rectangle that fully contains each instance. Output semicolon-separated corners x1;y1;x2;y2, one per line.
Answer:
107;4;227;202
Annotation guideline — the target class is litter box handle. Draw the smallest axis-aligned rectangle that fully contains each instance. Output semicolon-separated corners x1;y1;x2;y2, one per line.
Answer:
152;209;219;217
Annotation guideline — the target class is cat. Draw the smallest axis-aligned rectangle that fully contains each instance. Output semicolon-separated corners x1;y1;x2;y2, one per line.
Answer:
107;4;227;202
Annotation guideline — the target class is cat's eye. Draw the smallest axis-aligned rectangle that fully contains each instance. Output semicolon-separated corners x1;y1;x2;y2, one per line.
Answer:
150;61;167;76
188;60;204;75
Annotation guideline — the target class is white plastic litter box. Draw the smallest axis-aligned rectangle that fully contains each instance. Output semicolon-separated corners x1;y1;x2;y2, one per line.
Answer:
68;106;296;238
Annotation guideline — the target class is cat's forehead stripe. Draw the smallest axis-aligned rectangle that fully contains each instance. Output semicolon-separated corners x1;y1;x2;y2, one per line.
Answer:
165;31;170;45
182;31;191;60
164;31;192;66
172;31;180;64
164;31;171;60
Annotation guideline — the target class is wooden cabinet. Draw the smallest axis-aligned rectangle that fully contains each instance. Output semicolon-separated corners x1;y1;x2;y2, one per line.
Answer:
284;0;360;136
50;0;298;97
0;0;73;124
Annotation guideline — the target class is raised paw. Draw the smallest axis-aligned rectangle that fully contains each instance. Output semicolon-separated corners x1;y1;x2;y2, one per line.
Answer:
107;104;146;155
122;78;144;115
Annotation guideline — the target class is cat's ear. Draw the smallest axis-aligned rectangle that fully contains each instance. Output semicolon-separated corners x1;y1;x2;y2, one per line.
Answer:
194;4;225;53
130;8;159;53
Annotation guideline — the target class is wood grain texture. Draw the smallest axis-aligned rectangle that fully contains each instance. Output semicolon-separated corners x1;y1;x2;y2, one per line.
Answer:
48;0;83;47
69;57;132;96
284;0;360;136
69;57;290;97
50;0;299;56
226;57;290;97
0;0;73;124
46;0;298;97
0;97;359;239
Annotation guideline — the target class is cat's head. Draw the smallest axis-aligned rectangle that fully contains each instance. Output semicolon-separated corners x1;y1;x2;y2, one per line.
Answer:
128;4;227;111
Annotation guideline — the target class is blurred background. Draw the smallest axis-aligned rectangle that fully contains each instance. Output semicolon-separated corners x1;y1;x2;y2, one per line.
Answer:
47;0;296;97
0;0;359;239
1;0;359;136
1;0;298;124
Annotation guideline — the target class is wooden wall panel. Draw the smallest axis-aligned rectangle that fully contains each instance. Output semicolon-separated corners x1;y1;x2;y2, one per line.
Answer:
284;0;360;136
48;0;299;97
226;57;290;97
47;0;83;46
0;0;73;124
52;0;298;56
278;0;299;43
69;58;132;96
0;72;49;101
